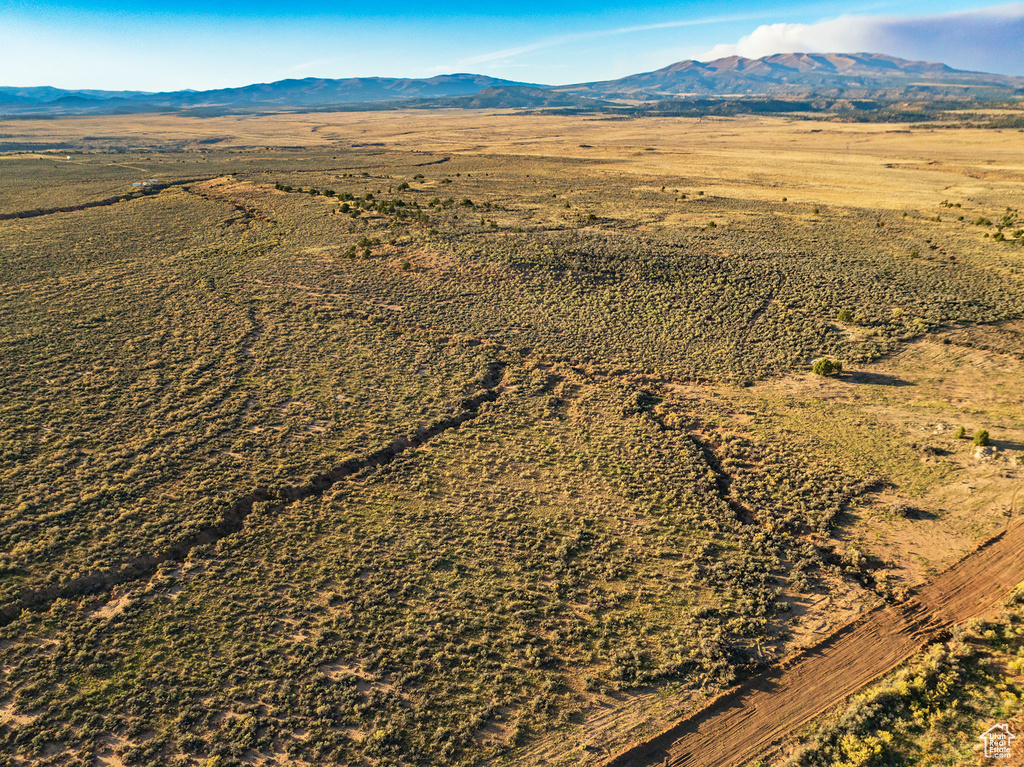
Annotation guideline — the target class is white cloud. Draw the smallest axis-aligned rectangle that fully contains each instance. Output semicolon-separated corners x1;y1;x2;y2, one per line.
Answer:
457;11;773;69
703;3;1024;75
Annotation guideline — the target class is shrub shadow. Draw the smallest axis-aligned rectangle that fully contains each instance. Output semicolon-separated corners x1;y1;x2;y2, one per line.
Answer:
991;439;1024;452
842;371;915;387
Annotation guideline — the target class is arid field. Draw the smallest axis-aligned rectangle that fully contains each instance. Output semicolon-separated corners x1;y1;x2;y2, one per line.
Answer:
1;109;1023;767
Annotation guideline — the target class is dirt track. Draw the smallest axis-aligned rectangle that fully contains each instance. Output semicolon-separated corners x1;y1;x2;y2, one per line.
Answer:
607;520;1024;767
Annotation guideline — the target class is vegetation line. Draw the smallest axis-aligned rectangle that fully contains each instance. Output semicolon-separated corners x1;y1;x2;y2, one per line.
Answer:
0;361;508;627
687;432;756;525
0;177;212;221
411;156;451;166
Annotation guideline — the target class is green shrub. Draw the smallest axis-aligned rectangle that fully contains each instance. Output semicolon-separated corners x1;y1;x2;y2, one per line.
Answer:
954;426;965;439
974;429;990;446
837;309;854;323
812;358;842;376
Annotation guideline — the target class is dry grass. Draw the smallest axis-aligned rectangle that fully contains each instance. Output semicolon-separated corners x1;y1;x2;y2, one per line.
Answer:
0;111;1022;767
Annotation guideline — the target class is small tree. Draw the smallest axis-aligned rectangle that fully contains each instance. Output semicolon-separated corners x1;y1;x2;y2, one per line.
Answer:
974;429;990;446
837;309;854;323
954;426;966;439
811;358;835;374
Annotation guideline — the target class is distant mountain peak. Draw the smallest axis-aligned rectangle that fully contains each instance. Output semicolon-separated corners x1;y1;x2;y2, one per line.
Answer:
562;52;1021;98
3;52;1023;117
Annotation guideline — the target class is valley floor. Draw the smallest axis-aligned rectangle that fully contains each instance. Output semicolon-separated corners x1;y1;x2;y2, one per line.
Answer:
0;111;1022;767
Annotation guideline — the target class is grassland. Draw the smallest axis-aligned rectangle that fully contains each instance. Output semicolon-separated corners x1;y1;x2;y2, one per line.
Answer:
1;110;1023;767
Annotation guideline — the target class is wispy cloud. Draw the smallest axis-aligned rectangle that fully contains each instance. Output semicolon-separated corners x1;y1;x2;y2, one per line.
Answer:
282;57;342;76
457;11;776;68
702;3;1024;75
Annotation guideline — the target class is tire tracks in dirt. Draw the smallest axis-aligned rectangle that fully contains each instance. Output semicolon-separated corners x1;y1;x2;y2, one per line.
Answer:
605;521;1024;767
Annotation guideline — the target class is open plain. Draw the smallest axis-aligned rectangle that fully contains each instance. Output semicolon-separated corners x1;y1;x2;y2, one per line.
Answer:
1;109;1023;767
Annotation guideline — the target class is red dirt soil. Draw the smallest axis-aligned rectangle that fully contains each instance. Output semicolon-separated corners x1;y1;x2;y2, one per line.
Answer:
605;519;1024;767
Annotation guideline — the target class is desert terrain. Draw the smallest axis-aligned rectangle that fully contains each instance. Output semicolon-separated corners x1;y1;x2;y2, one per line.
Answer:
1;108;1023;766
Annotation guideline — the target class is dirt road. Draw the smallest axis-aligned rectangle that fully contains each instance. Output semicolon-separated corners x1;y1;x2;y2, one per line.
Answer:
607;520;1024;767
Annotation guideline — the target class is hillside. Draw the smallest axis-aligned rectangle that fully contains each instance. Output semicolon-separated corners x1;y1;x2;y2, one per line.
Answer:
563;52;1024;99
408;85;612;110
0;74;542;115
5;53;1024;117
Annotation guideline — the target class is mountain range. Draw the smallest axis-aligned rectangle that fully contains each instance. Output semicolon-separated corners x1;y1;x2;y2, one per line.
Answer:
565;52;1024;98
3;53;1023;116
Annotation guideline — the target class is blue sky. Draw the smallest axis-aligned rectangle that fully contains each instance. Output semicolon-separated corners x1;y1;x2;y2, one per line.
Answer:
2;0;1022;90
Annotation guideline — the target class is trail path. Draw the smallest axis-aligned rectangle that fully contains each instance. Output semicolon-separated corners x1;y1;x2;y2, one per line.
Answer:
607;520;1024;767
